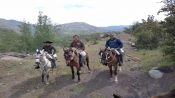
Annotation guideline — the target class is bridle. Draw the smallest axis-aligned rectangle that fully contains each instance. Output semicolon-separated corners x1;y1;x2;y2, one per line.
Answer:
100;49;116;64
64;48;76;63
105;49;116;63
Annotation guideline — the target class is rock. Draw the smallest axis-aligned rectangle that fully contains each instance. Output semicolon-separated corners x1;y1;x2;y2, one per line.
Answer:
131;43;136;47
148;69;163;79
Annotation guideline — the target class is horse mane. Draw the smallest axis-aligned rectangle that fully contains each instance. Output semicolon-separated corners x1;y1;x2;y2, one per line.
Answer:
70;47;78;56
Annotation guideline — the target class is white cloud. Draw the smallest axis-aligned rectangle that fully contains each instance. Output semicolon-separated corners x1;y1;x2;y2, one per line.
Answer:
0;0;165;26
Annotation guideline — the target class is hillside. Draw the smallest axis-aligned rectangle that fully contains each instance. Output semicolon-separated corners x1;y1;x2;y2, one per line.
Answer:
0;18;129;34
99;25;130;32
57;22;103;34
0;18;22;33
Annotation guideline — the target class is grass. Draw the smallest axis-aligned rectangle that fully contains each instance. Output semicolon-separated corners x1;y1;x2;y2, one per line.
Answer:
135;48;174;71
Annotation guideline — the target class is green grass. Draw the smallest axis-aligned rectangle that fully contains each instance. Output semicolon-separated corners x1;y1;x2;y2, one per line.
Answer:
135;48;174;71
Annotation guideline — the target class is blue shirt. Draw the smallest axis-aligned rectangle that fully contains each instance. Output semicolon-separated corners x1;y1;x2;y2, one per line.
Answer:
105;38;123;48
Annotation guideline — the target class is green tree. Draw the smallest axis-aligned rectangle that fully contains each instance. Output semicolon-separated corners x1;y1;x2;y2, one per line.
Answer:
124;15;162;49
0;28;21;52
19;20;34;52
34;12;56;48
158;0;175;60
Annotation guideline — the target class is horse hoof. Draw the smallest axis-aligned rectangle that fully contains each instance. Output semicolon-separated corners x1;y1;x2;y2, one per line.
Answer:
79;70;82;74
115;80;118;84
118;67;122;72
77;81;81;84
114;79;118;82
46;82;50;85
110;78;113;82
72;79;76;82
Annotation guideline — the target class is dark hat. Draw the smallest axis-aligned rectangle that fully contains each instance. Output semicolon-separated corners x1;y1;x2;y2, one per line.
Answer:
73;35;79;38
43;41;53;43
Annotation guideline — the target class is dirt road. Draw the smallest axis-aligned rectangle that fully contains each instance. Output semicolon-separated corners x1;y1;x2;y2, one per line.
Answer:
0;33;174;98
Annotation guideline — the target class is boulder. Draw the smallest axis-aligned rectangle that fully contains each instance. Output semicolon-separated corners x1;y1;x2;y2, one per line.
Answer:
148;69;163;79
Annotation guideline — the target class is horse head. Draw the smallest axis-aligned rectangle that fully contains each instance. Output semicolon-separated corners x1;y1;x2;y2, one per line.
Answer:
100;48;116;63
63;47;76;64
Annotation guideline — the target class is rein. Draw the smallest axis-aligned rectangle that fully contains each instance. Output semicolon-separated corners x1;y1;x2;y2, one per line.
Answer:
106;52;116;64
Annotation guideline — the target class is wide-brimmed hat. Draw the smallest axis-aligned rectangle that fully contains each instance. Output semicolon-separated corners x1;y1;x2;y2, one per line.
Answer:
73;35;79;38
43;41;53;43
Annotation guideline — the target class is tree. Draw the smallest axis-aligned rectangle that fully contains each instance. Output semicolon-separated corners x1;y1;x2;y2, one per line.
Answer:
34;12;56;48
0;28;21;52
19;20;34;52
158;0;175;60
124;15;162;49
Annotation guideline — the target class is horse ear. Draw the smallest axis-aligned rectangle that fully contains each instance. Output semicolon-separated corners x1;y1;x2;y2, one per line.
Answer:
63;48;66;52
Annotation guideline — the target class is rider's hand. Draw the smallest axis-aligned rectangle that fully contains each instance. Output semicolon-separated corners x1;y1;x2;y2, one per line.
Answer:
107;47;110;50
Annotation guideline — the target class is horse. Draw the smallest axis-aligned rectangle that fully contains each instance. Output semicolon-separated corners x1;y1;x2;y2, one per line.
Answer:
63;47;81;82
77;49;91;72
35;49;52;84
151;89;175;98
99;48;121;82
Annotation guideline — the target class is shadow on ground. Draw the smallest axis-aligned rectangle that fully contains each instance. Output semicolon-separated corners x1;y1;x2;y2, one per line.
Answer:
71;70;116;98
9;74;73;98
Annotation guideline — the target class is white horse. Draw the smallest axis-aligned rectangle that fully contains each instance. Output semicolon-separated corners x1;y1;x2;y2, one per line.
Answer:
35;49;52;84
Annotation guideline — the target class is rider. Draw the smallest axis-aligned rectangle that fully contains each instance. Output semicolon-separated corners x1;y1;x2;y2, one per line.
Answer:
35;41;57;69
105;33;124;66
70;35;85;67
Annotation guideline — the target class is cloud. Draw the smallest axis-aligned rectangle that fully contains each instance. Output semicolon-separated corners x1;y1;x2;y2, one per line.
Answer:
0;0;165;26
64;4;92;9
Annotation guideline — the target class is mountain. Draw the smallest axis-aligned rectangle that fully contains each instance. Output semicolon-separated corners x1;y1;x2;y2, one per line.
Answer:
57;22;103;34
0;18;22;33
0;18;129;34
99;25;129;32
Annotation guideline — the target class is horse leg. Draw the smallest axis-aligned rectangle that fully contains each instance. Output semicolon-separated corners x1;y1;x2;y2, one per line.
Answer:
41;72;44;83
86;56;91;72
108;65;113;78
71;66;75;80
114;65;118;82
77;67;81;82
45;69;50;84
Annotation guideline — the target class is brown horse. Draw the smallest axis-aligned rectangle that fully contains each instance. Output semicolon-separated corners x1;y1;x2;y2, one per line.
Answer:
63;47;81;82
99;48;120;82
151;89;175;98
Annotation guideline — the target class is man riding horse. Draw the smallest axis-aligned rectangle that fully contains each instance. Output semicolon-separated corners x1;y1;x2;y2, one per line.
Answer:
100;33;124;67
35;40;57;69
69;35;86;67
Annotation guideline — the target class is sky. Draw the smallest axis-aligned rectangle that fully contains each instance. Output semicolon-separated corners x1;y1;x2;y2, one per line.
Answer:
0;0;166;27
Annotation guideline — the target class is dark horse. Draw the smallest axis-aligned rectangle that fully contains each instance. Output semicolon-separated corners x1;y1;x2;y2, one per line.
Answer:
63;47;81;82
151;89;175;98
99;48;120;82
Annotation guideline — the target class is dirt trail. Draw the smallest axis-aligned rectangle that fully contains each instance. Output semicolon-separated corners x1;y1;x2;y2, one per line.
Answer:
0;33;174;98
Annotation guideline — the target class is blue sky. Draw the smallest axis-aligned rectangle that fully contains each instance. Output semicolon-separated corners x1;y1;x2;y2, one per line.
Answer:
0;0;165;26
